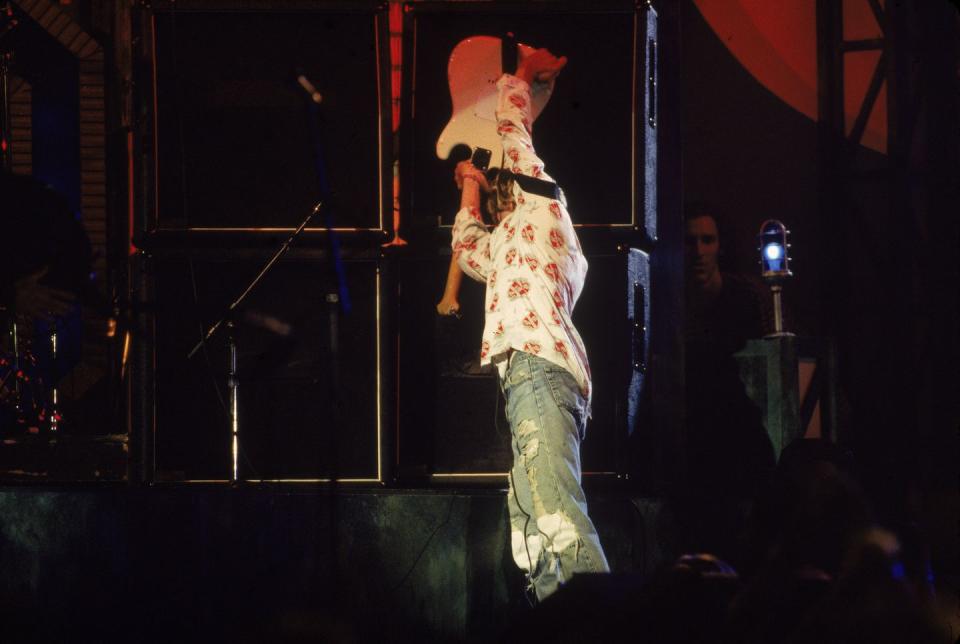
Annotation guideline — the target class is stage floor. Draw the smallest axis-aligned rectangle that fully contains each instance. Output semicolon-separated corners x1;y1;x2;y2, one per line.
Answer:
0;485;669;643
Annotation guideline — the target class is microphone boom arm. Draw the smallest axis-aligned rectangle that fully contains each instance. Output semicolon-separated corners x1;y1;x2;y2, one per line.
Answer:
187;200;323;360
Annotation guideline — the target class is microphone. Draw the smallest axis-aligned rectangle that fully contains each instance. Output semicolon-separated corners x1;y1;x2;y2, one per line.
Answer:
296;73;323;105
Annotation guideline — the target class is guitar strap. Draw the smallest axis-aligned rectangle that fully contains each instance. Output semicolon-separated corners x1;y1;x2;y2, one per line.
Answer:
493;36;561;202
501;32;518;76
495;32;560;203
492;169;561;201
496;32;519;168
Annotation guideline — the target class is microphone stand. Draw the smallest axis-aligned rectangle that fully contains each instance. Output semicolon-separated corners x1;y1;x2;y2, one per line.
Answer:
299;77;350;487
297;72;351;613
187;201;323;483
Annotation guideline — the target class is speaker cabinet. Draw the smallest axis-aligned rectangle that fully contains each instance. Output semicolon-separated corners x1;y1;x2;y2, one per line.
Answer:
400;1;655;234
397;249;650;483
150;250;387;482
149;2;390;231
574;249;651;474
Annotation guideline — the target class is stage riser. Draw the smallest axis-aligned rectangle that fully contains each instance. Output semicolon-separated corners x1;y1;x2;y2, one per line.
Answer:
0;488;667;642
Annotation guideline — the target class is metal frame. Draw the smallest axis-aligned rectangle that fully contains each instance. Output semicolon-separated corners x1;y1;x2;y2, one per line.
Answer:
815;1;953;452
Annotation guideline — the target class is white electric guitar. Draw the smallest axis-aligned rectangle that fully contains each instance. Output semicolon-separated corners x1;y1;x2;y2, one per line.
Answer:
436;36;555;169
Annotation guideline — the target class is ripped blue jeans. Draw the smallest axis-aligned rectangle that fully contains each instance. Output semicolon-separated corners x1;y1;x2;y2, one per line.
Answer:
501;351;610;601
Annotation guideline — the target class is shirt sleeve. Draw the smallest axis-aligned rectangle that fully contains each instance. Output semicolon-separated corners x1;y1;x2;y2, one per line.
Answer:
495;75;584;308
495;75;547;179
451;205;492;283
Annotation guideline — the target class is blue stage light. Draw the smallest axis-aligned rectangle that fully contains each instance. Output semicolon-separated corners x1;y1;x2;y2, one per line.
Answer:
758;220;792;281
758;219;794;337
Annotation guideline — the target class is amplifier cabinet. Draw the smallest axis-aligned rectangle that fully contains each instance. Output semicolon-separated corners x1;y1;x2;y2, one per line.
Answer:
400;1;657;237
149;250;390;483
148;1;391;232
396;249;650;484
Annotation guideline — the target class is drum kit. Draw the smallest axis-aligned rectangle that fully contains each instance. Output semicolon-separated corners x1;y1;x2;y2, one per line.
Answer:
0;316;61;436
0;5;56;437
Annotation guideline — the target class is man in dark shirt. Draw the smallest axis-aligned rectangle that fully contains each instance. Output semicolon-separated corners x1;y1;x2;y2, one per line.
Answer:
683;206;774;495
674;205;778;565
685;207;768;348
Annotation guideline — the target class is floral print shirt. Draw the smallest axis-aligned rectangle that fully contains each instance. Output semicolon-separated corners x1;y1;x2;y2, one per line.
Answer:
451;74;592;406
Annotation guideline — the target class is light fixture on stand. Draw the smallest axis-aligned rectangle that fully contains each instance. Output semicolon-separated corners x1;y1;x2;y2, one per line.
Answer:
758;219;794;337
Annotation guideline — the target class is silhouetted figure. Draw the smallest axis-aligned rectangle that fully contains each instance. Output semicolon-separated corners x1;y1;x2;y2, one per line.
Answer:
724;439;871;643
501;554;740;644
673;205;775;565
684;206;774;495
786;527;950;644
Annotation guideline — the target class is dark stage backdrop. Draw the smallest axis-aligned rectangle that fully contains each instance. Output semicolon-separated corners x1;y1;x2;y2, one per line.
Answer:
681;4;821;329
151;2;390;231
401;1;639;233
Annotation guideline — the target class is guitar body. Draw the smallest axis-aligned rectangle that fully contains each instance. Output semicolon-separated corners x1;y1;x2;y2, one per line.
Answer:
436;36;553;169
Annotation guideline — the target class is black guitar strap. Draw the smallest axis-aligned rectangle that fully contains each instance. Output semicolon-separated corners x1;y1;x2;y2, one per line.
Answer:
501;31;518;76
496;32;519;168
494;33;561;201
489;169;561;202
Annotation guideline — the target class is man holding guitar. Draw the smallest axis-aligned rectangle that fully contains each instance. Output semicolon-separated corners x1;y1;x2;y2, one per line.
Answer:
446;48;609;602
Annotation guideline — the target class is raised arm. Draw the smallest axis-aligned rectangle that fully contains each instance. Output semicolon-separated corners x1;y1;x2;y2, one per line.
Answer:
440;50;567;316
495;50;567;178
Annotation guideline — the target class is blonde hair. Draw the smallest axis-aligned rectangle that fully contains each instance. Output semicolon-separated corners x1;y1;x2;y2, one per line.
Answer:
485;170;516;221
